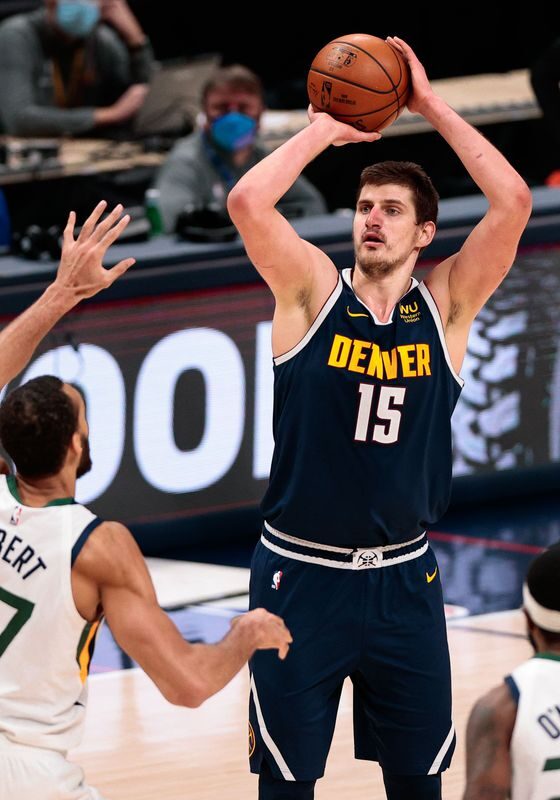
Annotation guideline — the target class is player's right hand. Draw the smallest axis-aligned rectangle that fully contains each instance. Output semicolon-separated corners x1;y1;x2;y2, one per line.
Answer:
232;608;293;660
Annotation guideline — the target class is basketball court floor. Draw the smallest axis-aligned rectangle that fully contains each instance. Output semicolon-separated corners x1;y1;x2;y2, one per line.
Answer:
76;491;559;799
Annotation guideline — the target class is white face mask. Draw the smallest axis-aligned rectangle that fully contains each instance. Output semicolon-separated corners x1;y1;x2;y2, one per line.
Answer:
55;1;100;38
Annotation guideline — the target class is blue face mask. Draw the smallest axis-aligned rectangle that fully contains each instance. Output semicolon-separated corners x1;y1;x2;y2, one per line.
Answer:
56;1;100;38
210;112;257;152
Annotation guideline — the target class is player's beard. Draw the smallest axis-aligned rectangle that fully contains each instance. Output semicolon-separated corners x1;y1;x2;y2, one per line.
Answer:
77;434;92;478
354;241;406;280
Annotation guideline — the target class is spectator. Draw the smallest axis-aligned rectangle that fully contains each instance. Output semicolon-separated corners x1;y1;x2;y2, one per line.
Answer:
154;64;327;234
0;0;154;137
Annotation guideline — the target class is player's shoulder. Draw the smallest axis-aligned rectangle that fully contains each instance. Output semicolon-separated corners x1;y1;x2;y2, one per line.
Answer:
74;520;137;565
84;519;134;547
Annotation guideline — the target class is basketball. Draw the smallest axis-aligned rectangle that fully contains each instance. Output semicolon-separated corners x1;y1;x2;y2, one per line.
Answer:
307;34;410;132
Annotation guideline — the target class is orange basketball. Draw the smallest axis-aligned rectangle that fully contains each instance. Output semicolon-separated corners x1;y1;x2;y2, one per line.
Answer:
307;34;410;132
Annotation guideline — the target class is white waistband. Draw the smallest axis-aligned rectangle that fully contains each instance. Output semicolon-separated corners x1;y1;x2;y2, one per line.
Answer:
262;522;428;570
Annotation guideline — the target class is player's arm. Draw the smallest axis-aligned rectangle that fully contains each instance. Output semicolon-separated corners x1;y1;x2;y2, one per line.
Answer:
463;684;516;800
391;37;532;328
73;521;292;707
227;112;380;306
0;202;135;389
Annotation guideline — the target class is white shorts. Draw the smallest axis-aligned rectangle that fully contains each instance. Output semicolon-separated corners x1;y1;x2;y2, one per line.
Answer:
0;739;107;800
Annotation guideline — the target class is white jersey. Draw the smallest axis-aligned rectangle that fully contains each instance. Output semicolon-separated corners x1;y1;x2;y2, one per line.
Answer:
0;474;102;753
508;654;560;800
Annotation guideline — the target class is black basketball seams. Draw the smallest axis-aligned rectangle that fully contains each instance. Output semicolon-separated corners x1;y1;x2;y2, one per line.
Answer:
330;39;404;93
308;77;407;117
308;67;396;97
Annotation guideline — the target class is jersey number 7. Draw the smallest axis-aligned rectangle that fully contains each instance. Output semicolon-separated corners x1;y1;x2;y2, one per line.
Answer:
0;587;35;657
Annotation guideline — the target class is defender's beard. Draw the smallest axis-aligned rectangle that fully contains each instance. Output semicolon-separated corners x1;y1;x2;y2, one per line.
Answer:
77;435;92;479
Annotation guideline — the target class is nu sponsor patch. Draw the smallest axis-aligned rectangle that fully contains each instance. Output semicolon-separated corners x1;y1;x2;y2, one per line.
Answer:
399;301;421;323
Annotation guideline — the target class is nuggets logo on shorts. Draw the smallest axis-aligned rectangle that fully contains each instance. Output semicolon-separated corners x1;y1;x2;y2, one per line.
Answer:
248;722;256;757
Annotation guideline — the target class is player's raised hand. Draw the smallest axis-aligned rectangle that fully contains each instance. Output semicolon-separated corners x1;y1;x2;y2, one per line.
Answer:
54;201;136;301
386;37;434;115
231;608;293;660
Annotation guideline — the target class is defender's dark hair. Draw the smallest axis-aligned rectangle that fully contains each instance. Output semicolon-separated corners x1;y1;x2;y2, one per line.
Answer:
202;64;264;105
527;542;560;646
357;161;439;226
0;376;78;478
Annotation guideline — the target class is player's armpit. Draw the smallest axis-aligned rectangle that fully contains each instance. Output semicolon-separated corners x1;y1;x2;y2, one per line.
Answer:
227;193;336;304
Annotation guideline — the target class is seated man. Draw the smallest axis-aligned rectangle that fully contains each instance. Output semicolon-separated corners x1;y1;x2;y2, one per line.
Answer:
0;0;154;137
154;64;327;234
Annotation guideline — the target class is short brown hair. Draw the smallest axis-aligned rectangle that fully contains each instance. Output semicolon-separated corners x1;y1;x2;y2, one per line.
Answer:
202;65;264;105
357;161;439;225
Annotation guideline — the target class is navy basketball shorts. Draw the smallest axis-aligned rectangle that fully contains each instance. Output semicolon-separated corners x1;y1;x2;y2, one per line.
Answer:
248;523;455;782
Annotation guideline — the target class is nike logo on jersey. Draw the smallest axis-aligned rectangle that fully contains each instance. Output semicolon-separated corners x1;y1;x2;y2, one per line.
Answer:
426;567;438;584
346;306;369;319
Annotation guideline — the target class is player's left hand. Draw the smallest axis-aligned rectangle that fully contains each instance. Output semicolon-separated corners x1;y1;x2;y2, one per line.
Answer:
386;36;435;115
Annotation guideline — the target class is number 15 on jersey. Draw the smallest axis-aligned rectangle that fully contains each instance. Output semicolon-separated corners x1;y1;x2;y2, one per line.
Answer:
354;384;406;444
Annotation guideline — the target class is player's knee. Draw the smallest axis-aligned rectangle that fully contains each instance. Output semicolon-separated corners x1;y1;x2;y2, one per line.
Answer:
258;760;316;800
382;771;442;800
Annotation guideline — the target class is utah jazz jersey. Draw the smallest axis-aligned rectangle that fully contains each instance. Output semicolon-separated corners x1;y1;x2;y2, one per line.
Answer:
0;475;102;752
507;654;560;800
261;268;464;547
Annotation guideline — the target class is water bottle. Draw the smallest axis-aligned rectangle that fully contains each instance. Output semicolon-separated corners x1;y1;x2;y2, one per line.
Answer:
145;188;164;237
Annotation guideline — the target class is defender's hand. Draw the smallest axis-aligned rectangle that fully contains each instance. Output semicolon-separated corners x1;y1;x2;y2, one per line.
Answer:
54;202;135;301
231;608;293;660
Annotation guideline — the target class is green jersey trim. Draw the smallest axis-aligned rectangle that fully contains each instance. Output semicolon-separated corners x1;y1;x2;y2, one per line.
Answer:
534;652;560;663
7;474;75;507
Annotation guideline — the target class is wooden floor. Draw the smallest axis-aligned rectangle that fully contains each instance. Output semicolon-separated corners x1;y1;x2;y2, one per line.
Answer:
71;610;530;799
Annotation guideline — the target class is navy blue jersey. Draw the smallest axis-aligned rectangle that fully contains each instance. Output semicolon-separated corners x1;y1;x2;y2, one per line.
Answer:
261;268;463;547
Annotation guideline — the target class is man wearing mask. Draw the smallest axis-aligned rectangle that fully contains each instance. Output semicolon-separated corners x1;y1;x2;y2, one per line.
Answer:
0;0;153;137
155;65;327;234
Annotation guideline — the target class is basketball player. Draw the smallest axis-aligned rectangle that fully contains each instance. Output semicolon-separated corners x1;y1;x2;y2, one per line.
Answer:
0;203;292;799
227;36;532;800
463;543;560;800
